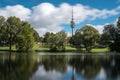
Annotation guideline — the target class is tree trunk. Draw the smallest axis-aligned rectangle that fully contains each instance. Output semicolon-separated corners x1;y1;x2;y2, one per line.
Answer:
9;38;12;52
9;42;11;52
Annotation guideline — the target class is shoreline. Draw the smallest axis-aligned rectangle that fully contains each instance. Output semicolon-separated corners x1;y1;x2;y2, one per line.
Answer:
0;47;109;53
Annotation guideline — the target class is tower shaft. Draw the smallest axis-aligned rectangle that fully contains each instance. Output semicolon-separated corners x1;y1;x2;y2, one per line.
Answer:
71;8;75;36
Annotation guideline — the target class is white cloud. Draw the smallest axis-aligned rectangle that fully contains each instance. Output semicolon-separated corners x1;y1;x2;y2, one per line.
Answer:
0;3;120;36
86;24;104;34
93;25;104;34
86;23;113;34
0;5;31;20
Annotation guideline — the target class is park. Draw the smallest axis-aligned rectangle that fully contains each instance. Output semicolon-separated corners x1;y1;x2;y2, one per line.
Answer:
0;1;120;79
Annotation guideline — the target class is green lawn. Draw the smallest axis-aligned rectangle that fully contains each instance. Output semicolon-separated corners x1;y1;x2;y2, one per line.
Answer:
0;44;109;53
34;44;109;52
65;46;77;51
0;46;16;51
33;44;49;51
91;48;109;53
0;47;9;51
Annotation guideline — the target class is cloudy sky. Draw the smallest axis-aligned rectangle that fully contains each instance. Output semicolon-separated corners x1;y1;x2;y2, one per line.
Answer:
0;0;120;36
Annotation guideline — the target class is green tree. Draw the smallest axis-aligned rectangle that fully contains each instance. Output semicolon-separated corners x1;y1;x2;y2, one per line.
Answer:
4;16;21;51
0;16;35;52
68;36;76;47
0;16;6;46
43;32;53;47
16;21;34;52
101;24;116;47
43;31;67;51
33;29;40;42
0;16;5;27
98;17;120;52
74;25;100;52
55;31;67;51
101;19;120;52
115;17;120;52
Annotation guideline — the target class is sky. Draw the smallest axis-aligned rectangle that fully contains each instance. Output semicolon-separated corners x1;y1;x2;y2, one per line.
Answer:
0;0;120;36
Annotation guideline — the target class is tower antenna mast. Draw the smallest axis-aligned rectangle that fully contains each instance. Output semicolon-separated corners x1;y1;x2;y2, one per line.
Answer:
71;7;75;36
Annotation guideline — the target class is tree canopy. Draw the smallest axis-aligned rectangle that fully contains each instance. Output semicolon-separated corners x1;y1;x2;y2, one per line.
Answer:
43;31;67;51
101;17;120;52
74;25;100;52
0;16;39;52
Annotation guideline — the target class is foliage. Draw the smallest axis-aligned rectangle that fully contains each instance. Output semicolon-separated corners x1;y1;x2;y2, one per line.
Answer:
43;32;54;47
68;36;76;46
43;31;67;51
0;16;6;46
16;35;34;52
101;17;120;52
74;25;100;52
0;16;5;27
16;21;34;52
0;16;37;52
2;16;21;51
33;29;41;42
100;24;116;46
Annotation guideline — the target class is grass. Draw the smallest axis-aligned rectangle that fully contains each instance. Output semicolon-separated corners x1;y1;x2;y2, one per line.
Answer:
34;44;109;53
65;46;77;52
0;44;109;53
0;47;9;51
91;48;109;53
33;44;49;52
0;46;17;52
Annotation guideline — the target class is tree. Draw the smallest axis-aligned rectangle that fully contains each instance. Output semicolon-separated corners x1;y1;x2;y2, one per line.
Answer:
33;29;40;42
109;17;120;52
68;36;76;46
3;16;21;51
43;32;54;47
55;30;67;51
0;16;35;52
74;25;100;52
0;16;5;27
101;17;120;52
0;16;6;46
101;24;116;47
16;21;34;52
115;17;120;52
43;31;67;51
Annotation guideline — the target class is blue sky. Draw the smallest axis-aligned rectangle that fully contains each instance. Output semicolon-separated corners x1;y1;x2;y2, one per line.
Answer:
0;0;120;9
0;0;120;36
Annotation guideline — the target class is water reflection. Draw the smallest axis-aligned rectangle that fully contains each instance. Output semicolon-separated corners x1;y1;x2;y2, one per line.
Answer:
0;53;38;80
0;53;120;80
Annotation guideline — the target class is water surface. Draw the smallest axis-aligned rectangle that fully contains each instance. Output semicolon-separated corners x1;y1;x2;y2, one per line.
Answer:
0;52;120;80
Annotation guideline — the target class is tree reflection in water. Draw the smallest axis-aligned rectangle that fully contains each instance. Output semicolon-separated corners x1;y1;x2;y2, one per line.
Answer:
42;55;67;73
69;55;102;79
102;55;120;80
0;53;120;80
0;53;38;80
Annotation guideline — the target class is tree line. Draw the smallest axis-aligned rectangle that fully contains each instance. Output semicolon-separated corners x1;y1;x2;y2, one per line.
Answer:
42;17;120;52
0;15;120;52
0;16;39;52
101;17;120;52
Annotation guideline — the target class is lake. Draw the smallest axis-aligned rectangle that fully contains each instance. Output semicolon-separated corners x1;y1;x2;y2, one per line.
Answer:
0;52;120;80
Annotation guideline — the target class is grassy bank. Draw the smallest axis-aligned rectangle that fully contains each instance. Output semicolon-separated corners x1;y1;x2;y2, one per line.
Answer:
0;44;109;53
92;48;109;53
